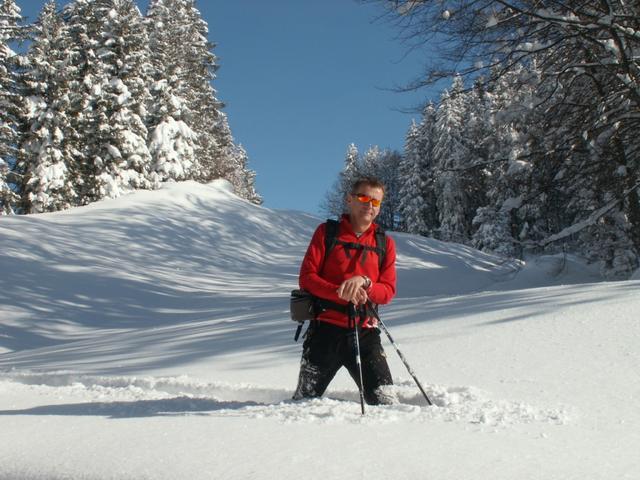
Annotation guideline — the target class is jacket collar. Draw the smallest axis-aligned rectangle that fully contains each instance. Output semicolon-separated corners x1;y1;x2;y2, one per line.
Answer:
340;214;376;237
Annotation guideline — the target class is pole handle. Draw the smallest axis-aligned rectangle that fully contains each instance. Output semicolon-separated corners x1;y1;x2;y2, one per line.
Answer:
349;302;366;415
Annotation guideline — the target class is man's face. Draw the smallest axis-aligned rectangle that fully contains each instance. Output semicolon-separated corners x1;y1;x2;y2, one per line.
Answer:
347;185;384;226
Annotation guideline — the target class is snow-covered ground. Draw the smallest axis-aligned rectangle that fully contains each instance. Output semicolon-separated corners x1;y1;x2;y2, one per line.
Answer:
1;181;639;480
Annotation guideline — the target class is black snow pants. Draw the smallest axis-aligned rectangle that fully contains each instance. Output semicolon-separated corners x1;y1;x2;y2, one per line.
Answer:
292;320;394;405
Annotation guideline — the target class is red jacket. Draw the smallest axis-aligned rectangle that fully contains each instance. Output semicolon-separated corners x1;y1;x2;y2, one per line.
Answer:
299;215;397;328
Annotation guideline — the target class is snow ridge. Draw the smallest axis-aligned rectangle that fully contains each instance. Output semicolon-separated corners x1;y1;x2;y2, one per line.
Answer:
1;372;570;427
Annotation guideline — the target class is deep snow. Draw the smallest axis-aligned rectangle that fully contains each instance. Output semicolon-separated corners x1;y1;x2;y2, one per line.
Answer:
1;181;639;480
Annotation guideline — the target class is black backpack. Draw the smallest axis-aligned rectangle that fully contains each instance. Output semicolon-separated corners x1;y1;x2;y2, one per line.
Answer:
289;219;387;340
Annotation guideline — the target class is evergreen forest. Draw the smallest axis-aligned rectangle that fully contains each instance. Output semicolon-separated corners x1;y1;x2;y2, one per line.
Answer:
1;0;261;216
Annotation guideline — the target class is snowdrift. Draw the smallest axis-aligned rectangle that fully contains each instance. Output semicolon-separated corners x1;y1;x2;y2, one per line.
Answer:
0;180;602;358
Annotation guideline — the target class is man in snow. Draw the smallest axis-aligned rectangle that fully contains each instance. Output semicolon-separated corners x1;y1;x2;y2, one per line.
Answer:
293;177;397;405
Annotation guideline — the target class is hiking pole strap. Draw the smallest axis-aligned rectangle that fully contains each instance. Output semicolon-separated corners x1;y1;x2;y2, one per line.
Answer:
294;323;303;342
367;301;433;406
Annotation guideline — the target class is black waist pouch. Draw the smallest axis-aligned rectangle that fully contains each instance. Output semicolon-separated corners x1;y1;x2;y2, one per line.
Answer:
290;289;315;322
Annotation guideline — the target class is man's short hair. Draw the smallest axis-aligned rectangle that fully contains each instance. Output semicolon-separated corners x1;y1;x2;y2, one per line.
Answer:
350;177;385;195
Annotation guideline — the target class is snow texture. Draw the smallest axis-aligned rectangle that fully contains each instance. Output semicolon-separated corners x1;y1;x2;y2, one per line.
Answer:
1;181;639;479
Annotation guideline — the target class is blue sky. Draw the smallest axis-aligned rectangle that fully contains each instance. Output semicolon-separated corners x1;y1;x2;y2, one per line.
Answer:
17;0;439;214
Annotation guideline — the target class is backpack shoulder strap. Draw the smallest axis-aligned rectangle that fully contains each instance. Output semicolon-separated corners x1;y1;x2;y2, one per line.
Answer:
323;219;340;267
374;226;387;270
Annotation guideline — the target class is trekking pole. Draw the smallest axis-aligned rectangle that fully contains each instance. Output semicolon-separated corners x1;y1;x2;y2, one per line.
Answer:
348;303;366;415
367;301;433;406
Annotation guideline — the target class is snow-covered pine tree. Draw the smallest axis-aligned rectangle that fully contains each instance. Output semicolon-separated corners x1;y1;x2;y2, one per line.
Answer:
146;80;197;182
179;0;229;182
197;111;256;203
224;142;262;205
146;0;218;182
397;121;420;233
432;76;477;244
564;75;639;277
375;149;402;231
64;0;154;201
562;130;640;278
17;1;76;213
568;136;640;278
148;0;254;192
61;0;103;203
101;0;155;192
358;145;402;230
398;103;438;236
0;154;14;214
359;145;380;178
0;0;25;214
418;105;441;235
469;66;538;257
322;143;360;218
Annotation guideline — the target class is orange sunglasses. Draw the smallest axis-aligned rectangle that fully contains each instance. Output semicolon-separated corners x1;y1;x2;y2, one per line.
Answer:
352;193;382;207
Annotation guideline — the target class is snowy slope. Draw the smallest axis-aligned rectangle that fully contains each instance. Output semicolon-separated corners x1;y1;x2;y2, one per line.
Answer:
1;181;639;480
